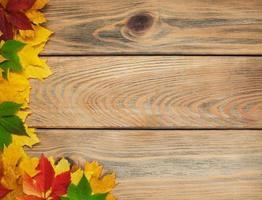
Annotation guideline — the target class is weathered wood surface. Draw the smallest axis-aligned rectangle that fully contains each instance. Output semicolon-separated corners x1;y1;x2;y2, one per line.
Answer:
28;130;262;200
28;1;262;199
28;56;262;128
44;0;262;55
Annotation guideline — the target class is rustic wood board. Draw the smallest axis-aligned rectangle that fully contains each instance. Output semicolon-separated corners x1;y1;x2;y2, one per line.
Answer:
27;1;262;199
28;56;262;129
44;0;262;55
28;130;262;200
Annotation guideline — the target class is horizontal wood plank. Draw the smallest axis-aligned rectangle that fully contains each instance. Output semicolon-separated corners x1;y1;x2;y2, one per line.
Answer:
27;130;262;200
44;0;262;55
28;56;262;129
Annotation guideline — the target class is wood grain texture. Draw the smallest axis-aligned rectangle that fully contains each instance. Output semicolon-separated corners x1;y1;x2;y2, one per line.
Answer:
44;0;262;55
28;56;262;129
27;130;262;200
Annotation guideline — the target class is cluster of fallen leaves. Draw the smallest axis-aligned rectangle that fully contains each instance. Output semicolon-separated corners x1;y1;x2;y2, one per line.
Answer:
0;0;52;149
0;0;117;199
0;144;116;200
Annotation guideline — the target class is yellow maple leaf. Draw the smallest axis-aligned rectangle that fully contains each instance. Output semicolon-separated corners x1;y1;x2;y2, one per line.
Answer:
49;157;71;175
15;26;53;80
11;110;40;148
0;144;39;200
0;73;30;107
72;161;116;194
16;26;52;47
90;172;116;194
1;143;25;189
31;0;49;10
26;10;46;25
12;128;40;148
71;169;117;200
19;44;52;80
18;30;35;41
71;168;84;185
19;156;39;177
84;161;103;179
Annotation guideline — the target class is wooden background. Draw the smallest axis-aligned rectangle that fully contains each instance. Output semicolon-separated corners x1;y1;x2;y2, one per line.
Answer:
28;0;262;199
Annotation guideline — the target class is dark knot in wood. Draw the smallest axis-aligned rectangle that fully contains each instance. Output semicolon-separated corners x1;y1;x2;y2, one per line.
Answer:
127;13;154;33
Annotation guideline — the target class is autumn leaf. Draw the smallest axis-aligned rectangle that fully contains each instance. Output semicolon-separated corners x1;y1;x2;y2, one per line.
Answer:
12;110;39;148
12;125;39;148
0;102;27;149
18;0;49;39
85;161;116;194
71;161;117;200
21;155;71;200
0;40;25;79
19;42;52;80
0;143;38;199
49;157;71;175
15;26;53;80
84;161;103;179
63;175;108;200
34;155;55;193
0;184;11;198
0;126;11;149
90;173;116;194
0;73;30;106
6;0;35;11
0;0;35;40
0;101;21;115
31;0;48;10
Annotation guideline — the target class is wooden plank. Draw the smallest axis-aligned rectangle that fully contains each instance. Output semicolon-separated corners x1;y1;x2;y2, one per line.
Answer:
28;130;262;200
28;56;262;129
44;0;262;55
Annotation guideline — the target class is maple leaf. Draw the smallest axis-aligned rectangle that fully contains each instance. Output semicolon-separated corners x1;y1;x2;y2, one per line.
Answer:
0;143;39;199
71;161;117;200
63;175;108;200
0;184;11;198
0;158;11;198
21;155;71;200
49;157;71;175
18;0;49;40
0;40;25;79
90;173;116;194
0;0;35;40
0;102;27;149
85;161;116;194
0;73;30;106
15;26;53;80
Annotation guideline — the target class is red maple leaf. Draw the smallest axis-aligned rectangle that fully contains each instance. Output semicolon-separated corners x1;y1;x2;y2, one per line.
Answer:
0;184;11;198
21;155;71;200
0;0;35;40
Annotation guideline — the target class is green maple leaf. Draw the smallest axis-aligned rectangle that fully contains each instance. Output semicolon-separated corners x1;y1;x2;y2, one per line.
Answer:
62;175;107;200
0;101;21;116
0;40;25;80
0;126;12;149
0;102;27;149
